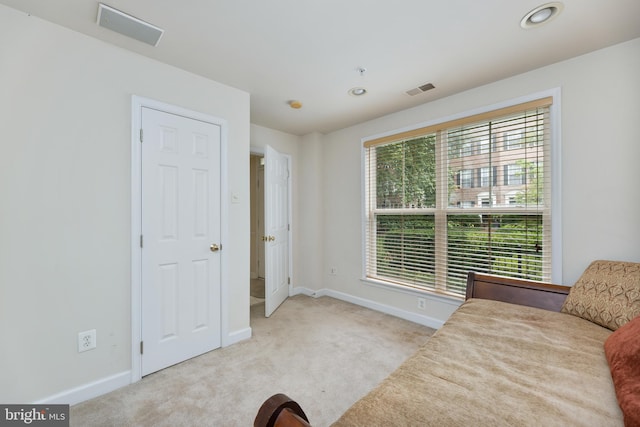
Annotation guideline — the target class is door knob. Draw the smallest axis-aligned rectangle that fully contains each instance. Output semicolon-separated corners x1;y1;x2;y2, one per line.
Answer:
210;243;221;252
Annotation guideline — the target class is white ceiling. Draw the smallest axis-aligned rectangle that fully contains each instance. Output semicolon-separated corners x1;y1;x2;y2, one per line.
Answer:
3;0;640;135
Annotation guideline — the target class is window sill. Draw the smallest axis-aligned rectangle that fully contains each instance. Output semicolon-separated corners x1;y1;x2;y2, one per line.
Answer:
360;277;464;307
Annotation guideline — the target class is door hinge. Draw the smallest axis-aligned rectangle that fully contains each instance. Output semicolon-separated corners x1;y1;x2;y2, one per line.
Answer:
287;224;290;231
140;341;144;355
140;234;144;248
139;128;143;143
288;277;291;285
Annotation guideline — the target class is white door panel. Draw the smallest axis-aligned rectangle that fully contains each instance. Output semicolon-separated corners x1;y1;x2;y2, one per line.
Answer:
141;107;221;375
257;162;265;278
264;145;290;317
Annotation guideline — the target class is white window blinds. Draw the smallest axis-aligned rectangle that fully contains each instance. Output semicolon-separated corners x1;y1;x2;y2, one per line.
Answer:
364;97;552;297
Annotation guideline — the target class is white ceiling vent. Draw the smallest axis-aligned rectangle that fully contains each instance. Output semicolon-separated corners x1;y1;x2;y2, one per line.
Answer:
97;3;164;46
406;83;435;96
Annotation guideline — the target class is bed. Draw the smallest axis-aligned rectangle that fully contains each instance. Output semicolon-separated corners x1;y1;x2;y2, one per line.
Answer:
255;260;640;427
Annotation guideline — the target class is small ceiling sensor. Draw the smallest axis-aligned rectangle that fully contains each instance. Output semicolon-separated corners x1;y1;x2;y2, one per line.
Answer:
521;2;563;29
349;87;367;96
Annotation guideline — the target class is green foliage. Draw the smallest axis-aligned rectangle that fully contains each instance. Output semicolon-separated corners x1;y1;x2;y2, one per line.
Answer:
376;136;437;208
514;160;543;205
375;214;543;295
446;215;543;291
376;215;436;284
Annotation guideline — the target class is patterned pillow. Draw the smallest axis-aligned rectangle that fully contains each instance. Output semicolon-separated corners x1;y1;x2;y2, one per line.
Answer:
561;260;640;330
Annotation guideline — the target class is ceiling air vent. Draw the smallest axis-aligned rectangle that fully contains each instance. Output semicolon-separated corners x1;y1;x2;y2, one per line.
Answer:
97;3;164;46
406;83;435;96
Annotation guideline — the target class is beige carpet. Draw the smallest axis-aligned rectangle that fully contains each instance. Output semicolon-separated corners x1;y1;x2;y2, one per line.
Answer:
70;295;434;426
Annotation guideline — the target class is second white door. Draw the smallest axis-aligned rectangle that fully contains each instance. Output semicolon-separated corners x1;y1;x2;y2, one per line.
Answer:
264;145;290;317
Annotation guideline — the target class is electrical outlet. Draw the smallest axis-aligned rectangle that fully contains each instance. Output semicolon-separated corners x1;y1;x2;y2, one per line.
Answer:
330;267;338;275
78;329;96;353
417;298;426;310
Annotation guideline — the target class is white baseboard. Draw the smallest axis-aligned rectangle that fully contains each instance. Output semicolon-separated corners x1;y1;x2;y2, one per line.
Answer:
291;286;445;329
291;286;327;298
35;290;439;406
36;329;251;405
223;327;252;347
35;371;131;406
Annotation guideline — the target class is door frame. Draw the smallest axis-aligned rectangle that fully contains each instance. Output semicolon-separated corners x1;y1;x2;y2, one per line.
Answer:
131;96;229;382
250;146;294;316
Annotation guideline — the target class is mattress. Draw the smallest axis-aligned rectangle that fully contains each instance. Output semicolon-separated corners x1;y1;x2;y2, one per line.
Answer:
332;298;622;427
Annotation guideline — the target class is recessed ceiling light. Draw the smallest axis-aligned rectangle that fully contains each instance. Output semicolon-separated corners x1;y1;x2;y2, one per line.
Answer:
520;2;563;29
349;87;367;96
288;100;302;109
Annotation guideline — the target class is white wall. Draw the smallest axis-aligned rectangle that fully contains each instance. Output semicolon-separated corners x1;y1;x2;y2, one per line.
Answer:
0;5;250;403
3;0;638;403
298;133;325;291
313;37;640;326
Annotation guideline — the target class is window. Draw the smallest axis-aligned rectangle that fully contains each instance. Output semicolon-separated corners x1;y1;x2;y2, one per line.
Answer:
504;130;524;150
461;141;474;157
506;191;522;206
460;169;474;188
476;192;496;207
363;97;553;297
505;164;525;186
479;167;496;188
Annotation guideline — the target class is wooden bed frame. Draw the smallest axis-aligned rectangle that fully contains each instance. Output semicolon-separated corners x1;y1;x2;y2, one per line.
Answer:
465;271;570;312
254;272;572;427
254;393;311;427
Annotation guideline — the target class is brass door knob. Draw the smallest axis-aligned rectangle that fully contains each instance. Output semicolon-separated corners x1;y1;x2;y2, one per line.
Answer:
210;243;220;252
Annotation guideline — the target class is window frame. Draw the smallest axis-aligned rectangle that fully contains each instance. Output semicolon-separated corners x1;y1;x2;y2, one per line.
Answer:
360;90;562;300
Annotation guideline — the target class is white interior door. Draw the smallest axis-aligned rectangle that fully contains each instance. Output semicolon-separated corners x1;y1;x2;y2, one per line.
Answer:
141;107;221;376
256;161;265;278
264;145;290;317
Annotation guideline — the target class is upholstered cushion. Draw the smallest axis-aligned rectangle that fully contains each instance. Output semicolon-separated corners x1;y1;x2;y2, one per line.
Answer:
561;260;640;330
604;314;640;427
